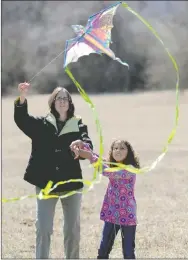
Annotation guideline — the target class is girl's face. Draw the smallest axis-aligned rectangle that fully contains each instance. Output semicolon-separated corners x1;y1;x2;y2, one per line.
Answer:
112;140;128;163
54;89;69;115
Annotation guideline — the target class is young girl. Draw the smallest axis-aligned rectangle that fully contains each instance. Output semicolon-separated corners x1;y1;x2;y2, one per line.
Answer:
70;139;140;259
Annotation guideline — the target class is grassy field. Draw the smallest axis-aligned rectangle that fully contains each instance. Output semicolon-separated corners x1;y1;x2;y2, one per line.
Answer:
2;90;188;258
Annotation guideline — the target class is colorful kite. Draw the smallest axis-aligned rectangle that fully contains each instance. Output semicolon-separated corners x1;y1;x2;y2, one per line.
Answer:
63;2;129;68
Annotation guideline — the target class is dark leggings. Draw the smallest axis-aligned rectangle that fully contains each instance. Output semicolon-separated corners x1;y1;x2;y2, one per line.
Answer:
97;222;136;259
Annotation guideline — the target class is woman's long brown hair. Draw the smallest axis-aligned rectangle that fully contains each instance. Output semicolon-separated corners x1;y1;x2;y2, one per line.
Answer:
49;87;75;120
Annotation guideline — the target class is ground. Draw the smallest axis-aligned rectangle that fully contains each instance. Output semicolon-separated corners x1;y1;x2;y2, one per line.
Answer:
2;90;188;258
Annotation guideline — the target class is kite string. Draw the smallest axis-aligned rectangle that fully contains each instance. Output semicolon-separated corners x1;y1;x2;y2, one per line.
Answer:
28;48;67;83
28;33;92;83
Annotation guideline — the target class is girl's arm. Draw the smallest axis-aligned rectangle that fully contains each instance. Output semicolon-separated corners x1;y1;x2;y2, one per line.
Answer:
78;143;132;179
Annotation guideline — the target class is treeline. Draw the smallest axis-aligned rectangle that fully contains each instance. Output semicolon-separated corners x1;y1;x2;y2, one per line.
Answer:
2;1;188;95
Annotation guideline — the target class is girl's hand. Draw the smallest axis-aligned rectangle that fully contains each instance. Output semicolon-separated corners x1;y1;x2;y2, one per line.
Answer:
18;82;30;104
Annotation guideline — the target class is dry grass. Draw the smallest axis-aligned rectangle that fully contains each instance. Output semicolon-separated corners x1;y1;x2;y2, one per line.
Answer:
2;90;188;258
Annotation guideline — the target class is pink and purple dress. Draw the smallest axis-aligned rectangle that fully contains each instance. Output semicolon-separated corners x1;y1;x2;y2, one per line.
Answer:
83;143;137;226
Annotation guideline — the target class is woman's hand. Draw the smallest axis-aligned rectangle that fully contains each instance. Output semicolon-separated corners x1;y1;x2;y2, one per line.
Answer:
70;140;84;151
70;140;93;160
18;82;30;104
72;148;93;160
70;140;84;159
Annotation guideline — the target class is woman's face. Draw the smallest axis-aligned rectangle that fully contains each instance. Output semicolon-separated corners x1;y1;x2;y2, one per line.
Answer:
54;89;69;115
112;140;128;163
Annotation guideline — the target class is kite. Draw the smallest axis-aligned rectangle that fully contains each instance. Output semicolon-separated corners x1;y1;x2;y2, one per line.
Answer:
2;1;179;202
63;2;129;68
64;1;179;175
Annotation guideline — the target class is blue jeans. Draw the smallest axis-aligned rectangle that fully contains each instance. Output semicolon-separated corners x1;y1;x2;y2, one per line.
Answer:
97;222;136;259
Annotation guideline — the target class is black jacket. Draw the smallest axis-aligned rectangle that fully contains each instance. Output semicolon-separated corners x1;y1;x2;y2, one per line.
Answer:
14;98;93;192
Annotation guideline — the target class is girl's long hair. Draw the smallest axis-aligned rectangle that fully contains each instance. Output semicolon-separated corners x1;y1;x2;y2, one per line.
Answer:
108;140;140;168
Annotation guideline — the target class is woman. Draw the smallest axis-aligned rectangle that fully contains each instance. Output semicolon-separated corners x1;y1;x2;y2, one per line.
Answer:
14;82;93;259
